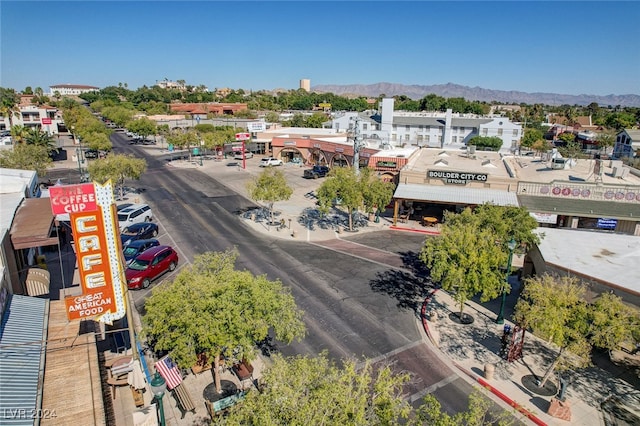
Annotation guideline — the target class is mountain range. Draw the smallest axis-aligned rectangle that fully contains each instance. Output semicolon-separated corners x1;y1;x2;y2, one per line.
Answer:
310;82;640;108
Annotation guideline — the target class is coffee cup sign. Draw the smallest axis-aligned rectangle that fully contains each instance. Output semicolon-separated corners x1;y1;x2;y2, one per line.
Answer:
49;183;98;214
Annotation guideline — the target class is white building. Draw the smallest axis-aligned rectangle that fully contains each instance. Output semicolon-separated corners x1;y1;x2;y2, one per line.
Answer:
329;98;523;153
0;96;63;136
48;84;99;96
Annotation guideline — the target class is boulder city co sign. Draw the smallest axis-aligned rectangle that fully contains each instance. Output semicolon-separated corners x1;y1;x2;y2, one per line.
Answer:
428;170;488;185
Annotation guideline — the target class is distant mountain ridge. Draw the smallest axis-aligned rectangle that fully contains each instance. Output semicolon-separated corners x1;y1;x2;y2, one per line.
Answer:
311;82;640;108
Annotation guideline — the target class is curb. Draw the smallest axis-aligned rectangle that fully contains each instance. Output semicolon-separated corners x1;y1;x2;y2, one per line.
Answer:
421;290;548;426
389;225;440;235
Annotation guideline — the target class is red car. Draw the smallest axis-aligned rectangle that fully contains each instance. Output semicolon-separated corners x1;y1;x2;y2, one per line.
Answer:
125;245;178;289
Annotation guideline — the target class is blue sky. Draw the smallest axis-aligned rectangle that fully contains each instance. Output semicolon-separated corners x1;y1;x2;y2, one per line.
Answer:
1;1;639;96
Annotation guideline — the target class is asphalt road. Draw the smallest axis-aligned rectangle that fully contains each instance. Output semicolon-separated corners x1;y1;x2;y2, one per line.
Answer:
94;132;521;420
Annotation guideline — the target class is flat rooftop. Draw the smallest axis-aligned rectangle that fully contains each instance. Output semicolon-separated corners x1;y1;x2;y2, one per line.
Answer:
536;227;640;295
407;148;640;187
408;148;512;179
505;155;640;186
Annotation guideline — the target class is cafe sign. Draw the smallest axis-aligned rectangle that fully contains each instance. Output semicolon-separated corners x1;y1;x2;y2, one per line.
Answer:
52;181;126;324
428;170;488;185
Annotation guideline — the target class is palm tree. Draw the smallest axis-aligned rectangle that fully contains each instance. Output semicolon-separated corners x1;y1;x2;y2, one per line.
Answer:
0;87;21;128
10;125;28;144
25;128;58;153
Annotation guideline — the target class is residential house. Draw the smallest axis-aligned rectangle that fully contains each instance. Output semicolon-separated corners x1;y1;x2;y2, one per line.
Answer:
614;129;640;158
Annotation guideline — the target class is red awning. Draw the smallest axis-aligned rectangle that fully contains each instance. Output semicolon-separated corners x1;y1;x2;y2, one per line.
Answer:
10;198;58;249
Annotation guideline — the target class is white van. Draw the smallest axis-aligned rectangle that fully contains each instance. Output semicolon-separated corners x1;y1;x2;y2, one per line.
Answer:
117;203;153;229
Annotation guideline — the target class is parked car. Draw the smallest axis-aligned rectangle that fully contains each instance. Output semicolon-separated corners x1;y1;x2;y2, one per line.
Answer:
84;149;99;159
259;157;283;167
122;238;160;265
303;165;330;179
118;203;153;229
233;151;254;160
120;222;159;246
126;245;178;289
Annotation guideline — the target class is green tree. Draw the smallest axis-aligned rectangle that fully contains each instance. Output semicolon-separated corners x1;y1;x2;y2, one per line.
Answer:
10;124;29;144
24;128;58;153
0;144;52;176
467;136;503;151
264;111;279;123
305;112;329;128
0;87;21;128
317;166;364;232
420;209;507;319
86;154;147;199
450;204;540;253
589;293;640;353
595;130;616;154
219;352;411;425
83;132;113;152
142;250;305;394
360;168;395;216
246;168;293;225
126;117;156;141
513;274;591;387
520;128;544;150
416;388;514;426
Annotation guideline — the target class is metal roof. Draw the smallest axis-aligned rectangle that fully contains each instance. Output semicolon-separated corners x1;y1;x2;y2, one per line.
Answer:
0;294;49;425
394;183;519;206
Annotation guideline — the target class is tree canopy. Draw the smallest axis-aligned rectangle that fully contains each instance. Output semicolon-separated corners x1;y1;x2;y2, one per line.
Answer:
86;153;146;198
142;250;306;393
218;352;411;425
0;144;52;176
420;205;540;317
246;168;293;225
316;166;365;231
514;274;591;387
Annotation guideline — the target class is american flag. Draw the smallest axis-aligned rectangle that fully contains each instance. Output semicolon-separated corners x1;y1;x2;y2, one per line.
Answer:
155;356;182;390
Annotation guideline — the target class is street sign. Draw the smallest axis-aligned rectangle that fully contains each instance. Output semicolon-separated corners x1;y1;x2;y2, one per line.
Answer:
235;132;251;141
41;117;52;125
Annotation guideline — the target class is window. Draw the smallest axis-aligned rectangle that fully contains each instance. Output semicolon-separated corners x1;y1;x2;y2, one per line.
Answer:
405;134;410;142
498;129;503;136
425;135;430;142
513;129;518;137
419;125;424;130
417;135;423;142
392;125;397;131
363;123;368;130
391;134;397;141
452;136;457;143
482;128;488;136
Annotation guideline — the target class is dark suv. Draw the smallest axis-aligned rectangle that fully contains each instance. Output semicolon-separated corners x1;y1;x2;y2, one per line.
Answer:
303;165;330;179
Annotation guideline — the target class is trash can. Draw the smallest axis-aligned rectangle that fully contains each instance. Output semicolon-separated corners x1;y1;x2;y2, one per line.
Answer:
484;363;495;380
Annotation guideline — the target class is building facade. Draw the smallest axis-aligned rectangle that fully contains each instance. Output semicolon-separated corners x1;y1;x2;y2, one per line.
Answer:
48;84;99;96
0;95;63;136
329;98;523;153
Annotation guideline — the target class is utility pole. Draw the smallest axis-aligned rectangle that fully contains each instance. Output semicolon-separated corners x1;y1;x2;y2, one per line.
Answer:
351;116;364;176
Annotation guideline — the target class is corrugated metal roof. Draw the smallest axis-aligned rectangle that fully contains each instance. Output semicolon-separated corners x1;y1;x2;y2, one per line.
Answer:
0;294;49;425
394;183;519;206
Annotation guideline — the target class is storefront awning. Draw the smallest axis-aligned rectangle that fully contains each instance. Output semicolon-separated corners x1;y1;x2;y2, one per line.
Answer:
10;198;57;249
394;183;519;207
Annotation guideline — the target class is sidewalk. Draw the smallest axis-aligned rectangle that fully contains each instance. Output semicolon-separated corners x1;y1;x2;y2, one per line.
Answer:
111;145;639;425
422;289;640;425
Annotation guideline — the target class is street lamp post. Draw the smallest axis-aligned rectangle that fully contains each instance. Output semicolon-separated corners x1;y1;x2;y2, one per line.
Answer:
496;238;517;324
200;140;204;166
150;372;167;426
